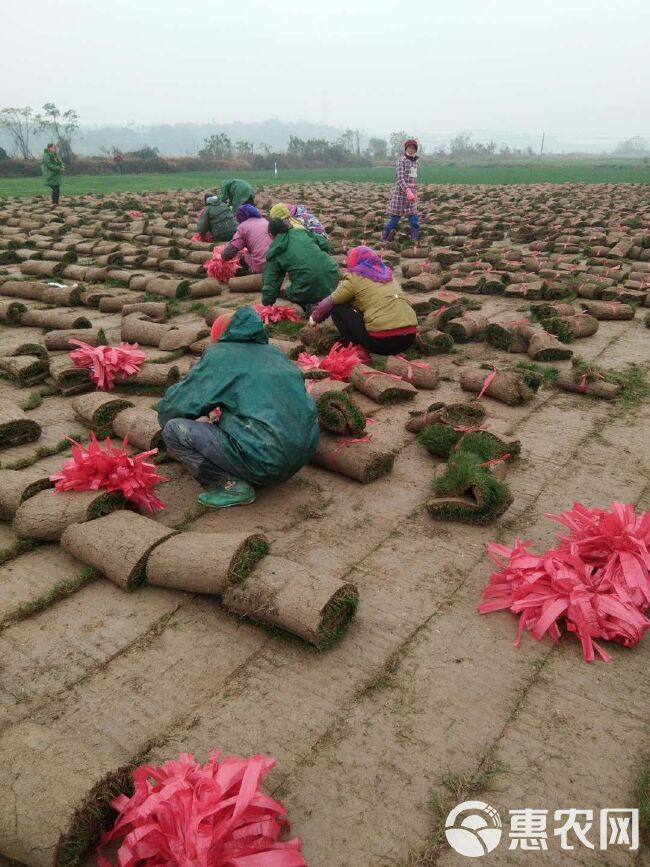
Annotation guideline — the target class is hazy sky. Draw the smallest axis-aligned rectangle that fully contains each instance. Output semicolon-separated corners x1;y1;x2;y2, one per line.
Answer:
1;0;648;140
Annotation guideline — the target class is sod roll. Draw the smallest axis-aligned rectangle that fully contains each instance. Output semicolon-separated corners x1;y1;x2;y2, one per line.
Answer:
43;328;106;351
158;325;210;351
415;327;455;354
556;371;621;400
0;722;134;867
384;355;439;389
311;431;394;482
98;294;147;313
0;401;41;448
0;339;48;360
72;393;134;429
0;299;27;324
485;321;530;353
0;354;48;387
142;276;189;298
0;279;48;300
120;314;172;346
222;555;359;647
20;259;65;277
527;331;574;361
111;407;162;450
349;363;417;403
459;368;535;405
445;312;488;342
204;305;233;326
119;301;167;321
228;273;264;293
49;354;92;395
189;277;226;298
405;400;487;433
21;310;92;331
315;391;366;436
60;511;176;590
13;488;126;541
305;378;353;400
117;363;180;388
0;468;53;521
41;285;82;306
146;531;269;594
579;300;635;320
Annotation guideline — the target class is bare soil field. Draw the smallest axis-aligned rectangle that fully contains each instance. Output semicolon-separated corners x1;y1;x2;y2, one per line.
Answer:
0;181;649;866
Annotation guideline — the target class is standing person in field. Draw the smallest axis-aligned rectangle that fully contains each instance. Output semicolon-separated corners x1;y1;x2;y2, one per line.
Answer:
221;204;271;275
381;139;420;242
261;218;339;312
308;245;417;355
41;143;64;206
196;193;237;242
219;178;255;210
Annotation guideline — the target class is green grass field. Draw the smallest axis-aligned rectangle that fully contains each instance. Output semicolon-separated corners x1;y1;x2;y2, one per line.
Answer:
1;162;649;198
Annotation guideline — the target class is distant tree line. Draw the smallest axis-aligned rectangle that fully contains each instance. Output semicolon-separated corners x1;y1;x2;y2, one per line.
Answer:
1;104;648;175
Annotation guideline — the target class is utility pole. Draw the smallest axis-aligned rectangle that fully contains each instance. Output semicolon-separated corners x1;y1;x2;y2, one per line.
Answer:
540;132;545;157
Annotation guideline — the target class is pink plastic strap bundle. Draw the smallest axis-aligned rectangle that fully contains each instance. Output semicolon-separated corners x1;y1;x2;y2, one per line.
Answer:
296;342;368;382
204;245;240;282
192;231;214;243
479;501;650;662
50;432;167;513
97;749;306;867
254;304;302;325
127;210;144;218
68;340;146;391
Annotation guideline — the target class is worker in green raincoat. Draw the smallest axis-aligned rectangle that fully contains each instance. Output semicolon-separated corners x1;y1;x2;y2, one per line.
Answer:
41;143;64;206
196;194;237;241
261;218;339;311
218;178;255;210
158;308;319;509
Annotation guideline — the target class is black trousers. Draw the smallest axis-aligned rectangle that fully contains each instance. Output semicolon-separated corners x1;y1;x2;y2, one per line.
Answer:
330;304;416;355
50;185;60;205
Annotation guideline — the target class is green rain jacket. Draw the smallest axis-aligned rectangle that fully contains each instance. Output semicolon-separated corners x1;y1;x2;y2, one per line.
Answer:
41;149;64;186
197;196;237;241
157;308;319;485
219;178;255;210
261;228;339;307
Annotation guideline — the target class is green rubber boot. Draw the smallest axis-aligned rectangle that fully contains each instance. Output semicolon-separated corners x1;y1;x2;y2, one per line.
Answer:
198;479;256;509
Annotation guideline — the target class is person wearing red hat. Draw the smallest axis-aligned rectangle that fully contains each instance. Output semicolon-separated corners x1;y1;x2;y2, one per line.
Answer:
380;139;420;242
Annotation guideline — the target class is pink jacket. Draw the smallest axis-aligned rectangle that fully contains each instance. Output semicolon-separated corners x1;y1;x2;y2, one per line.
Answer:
228;217;272;273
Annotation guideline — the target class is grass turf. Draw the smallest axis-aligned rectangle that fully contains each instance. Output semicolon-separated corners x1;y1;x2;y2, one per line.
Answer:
2;162;650;198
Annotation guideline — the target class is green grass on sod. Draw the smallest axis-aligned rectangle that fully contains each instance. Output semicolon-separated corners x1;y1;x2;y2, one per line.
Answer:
1;162;650;198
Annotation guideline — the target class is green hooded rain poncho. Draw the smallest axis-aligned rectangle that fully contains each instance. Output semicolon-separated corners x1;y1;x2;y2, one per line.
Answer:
219;178;255;210
157;308;319;486
41;148;64;187
261;228;339;307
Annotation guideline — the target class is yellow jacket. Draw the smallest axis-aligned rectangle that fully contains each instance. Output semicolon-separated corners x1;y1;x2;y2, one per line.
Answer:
316;273;417;333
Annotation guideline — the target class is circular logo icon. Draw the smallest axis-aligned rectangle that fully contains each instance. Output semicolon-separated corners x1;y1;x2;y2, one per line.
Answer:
445;800;503;857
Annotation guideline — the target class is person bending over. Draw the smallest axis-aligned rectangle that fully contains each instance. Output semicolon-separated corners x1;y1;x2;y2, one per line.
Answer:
269;202;327;236
221;204;271;275
218;178;255;210
261;218;338;313
308;245;417;355
196;193;237;242
158;308;319;509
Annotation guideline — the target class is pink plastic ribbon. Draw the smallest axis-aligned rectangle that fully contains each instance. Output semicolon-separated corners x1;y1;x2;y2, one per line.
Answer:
477;366;498;399
395;354;429;383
